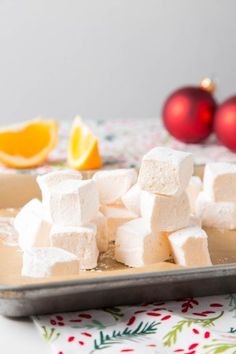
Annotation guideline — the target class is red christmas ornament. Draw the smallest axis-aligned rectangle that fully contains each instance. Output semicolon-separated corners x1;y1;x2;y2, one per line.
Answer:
214;96;236;151
162;80;217;143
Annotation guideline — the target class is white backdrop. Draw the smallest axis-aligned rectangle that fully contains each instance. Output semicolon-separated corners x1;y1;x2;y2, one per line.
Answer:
0;0;236;123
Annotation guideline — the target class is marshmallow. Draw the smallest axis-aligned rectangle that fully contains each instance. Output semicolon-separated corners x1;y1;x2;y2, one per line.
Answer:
37;170;82;213
48;179;99;226
92;169;137;204
168;226;212;267
138;147;193;195
141;191;190;232
115;218;171;267
189;214;202;227
203;162;236;202
101;204;137;241
14;199;51;250
93;212;109;252
37;170;82;190
50;224;99;269
186;176;202;213
121;183;141;216
0;216;18;246
196;192;236;229
22;247;80;278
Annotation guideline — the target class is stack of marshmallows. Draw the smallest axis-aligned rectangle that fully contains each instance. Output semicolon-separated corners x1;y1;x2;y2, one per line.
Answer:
13;146;213;278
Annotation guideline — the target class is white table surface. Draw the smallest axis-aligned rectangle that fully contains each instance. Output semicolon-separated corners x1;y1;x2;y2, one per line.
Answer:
0;316;50;354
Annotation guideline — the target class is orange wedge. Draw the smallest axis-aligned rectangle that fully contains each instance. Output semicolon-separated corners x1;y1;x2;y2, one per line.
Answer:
0;118;58;168
67;116;102;170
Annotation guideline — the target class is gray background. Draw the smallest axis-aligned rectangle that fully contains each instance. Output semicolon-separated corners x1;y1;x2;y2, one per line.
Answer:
0;0;236;123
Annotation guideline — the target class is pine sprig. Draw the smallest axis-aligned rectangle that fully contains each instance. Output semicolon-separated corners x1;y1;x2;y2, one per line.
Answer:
71;319;105;330
201;311;224;327
163;319;194;347
204;339;236;354
103;307;124;321
163;311;224;347
91;321;159;353
41;326;61;342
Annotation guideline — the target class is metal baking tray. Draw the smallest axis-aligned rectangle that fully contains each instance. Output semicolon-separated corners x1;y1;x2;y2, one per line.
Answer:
0;170;236;318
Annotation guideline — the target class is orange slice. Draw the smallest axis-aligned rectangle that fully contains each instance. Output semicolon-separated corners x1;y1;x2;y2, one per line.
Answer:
0;118;58;168
67;116;102;170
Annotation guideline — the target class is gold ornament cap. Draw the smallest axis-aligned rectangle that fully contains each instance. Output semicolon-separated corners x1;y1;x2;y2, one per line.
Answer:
200;78;216;93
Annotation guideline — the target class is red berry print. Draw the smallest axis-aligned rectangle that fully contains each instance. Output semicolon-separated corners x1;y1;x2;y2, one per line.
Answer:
161;315;171;321
147;344;157;347
50;318;64;326
179;298;199;313
68;336;75;342
192;328;199;334
174;350;184;352
134;310;145;314
127;316;136;326
121;350;134;352
204;331;210;338
188;343;199;350
58;352;63;354
78;340;84;346
147;312;161;317
192;312;207;317
81;332;92;337
210;303;223;307
79;313;92;319
56;315;63;321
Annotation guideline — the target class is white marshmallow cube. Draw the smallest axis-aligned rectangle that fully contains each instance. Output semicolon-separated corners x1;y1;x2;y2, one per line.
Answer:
100;204;137;241
14;199;51;250
93;212;109;252
92;169;137;204
121;183;141;216
50;224;99;269
196;192;236;229
0;216;19;246
22;247;80;278
37;170;82;213
203;162;236;202
141;191;190;233
115;218;171;267
168;226;212;267
48;179;99;227
138;147;193;195
37;170;82;190
186;176;202;213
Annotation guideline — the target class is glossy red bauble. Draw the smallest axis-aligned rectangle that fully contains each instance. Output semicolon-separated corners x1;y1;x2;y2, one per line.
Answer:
214;96;236;151
162;86;217;143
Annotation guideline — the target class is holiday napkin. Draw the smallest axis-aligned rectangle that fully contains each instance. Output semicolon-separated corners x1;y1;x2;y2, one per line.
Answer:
33;294;236;354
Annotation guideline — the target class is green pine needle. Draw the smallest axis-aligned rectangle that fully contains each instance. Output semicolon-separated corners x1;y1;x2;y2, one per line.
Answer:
103;307;124;321
71;319;105;330
91;321;159;353
163;311;224;347
204;340;236;354
41;326;61;342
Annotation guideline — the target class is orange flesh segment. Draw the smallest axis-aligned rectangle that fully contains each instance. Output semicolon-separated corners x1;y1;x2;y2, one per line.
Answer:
68;117;102;170
0;119;58;168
